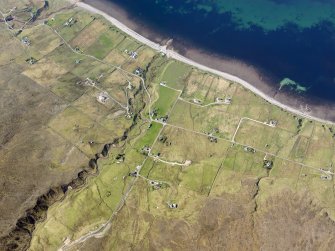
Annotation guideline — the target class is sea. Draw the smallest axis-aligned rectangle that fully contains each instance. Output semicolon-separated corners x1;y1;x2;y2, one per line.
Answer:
105;0;335;105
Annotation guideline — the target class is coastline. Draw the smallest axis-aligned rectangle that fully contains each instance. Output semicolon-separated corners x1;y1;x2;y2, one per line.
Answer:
73;0;335;124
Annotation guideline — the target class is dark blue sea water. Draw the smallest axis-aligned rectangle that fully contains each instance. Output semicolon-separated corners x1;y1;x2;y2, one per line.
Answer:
109;0;335;103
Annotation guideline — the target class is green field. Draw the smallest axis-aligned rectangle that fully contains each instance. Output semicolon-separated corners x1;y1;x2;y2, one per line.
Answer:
158;61;191;89
169;100;240;139
85;30;125;59
152;85;180;118
134;122;163;151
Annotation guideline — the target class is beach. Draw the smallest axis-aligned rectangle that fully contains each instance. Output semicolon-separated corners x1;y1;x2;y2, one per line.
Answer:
74;0;335;124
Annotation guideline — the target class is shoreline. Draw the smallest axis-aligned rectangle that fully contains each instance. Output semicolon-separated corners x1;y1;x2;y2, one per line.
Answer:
73;0;335;124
